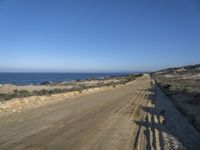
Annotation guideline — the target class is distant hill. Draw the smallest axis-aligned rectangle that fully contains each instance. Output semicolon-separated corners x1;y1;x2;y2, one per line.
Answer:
154;64;200;75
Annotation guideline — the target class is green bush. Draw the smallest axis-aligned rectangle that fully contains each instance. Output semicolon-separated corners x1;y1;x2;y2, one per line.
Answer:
162;84;171;89
18;90;30;97
0;93;7;101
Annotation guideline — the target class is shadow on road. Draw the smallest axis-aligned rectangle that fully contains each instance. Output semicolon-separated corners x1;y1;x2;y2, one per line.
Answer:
133;82;179;150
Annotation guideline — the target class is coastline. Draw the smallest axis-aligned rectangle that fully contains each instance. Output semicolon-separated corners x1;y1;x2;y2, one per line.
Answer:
0;72;132;85
0;74;142;117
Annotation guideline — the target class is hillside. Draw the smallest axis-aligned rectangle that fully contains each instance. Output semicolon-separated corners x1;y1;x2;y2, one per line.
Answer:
152;64;200;131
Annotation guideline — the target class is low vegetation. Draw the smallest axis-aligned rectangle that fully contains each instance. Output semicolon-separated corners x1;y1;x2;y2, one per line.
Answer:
0;74;142;102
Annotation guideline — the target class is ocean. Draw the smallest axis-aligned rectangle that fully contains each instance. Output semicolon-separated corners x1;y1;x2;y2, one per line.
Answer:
0;73;130;85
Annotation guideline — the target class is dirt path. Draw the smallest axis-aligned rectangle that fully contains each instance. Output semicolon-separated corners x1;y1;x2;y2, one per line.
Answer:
0;75;199;150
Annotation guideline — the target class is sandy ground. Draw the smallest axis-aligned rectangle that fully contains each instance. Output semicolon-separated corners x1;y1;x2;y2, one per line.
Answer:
0;75;199;150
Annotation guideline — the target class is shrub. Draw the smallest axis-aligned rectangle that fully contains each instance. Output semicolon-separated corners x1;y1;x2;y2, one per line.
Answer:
40;81;50;85
13;89;18;93
16;90;31;98
0;93;6;101
36;89;48;96
162;84;171;89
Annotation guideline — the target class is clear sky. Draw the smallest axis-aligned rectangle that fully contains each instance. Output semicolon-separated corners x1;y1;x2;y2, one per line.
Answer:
0;0;200;72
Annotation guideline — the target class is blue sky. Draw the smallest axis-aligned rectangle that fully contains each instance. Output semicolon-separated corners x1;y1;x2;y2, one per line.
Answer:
0;0;200;72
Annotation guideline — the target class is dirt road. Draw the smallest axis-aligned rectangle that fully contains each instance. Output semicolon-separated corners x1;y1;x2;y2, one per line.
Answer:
0;75;200;150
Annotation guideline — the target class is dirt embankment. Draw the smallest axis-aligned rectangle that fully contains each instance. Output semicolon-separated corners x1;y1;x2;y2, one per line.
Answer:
0;84;125;118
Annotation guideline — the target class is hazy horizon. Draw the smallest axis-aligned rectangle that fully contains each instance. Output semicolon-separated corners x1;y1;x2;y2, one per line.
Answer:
0;63;199;73
0;0;200;72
